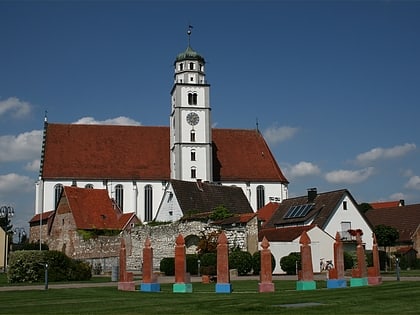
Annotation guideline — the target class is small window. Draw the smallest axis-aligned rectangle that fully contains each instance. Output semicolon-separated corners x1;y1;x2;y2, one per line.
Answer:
191;150;196;161
54;184;64;208
343;201;348;210
189;62;194;70
179;63;183;71
191;168;197;179
190;130;196;142
199;64;203;71
85;184;93;189
115;184;124;210
190;76;194;82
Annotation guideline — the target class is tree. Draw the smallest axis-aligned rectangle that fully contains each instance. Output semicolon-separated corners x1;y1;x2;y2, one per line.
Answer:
358;203;373;213
373;224;399;271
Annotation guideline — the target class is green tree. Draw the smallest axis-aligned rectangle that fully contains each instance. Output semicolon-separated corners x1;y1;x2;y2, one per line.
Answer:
373;224;399;271
358;203;373;213
280;252;301;275
209;205;233;221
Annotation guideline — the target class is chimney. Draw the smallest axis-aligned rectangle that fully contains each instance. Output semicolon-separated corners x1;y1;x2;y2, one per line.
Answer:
399;199;405;207
307;188;317;203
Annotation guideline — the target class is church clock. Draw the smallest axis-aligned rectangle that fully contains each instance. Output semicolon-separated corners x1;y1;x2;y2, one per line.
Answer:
186;112;199;126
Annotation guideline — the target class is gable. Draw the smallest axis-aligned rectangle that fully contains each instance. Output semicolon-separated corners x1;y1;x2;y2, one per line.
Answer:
40;123;288;183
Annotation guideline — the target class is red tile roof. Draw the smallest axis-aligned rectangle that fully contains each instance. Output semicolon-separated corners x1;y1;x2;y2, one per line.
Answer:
41;123;288;183
370;200;403;209
258;225;318;242
257;202;280;223
365;204;420;243
60;186;139;230
29;210;55;224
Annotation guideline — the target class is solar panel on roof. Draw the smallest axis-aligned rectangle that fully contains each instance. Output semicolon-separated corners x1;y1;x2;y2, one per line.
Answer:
283;203;314;219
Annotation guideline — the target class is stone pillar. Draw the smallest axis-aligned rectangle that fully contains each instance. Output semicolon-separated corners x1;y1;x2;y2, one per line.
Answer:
296;231;316;290
258;237;275;293
327;232;347;288
368;233;382;285
350;230;368;287
140;237;160;292
215;231;232;293
173;234;192;293
118;238;135;291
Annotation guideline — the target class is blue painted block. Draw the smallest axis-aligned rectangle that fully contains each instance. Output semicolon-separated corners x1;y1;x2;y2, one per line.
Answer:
173;283;193;293
327;279;347;289
140;283;161;292
350;277;368;287
296;280;316;291
215;283;232;293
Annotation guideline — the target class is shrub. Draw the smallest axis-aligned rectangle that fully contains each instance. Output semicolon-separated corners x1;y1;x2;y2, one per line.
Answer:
344;251;355;270
7;250;92;283
199;252;217;275
186;254;198;275
229;250;253;276
159;257;175;276
251;251;276;275
280;252;301;275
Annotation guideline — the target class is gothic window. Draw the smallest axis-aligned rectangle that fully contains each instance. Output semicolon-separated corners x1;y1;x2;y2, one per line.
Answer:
85;184;93;189
54;184;63;208
189;62;194;70
115;184;124;210
191;150;196;161
190;130;196;142
144;185;153;222
257;185;265;209
191;167;197;179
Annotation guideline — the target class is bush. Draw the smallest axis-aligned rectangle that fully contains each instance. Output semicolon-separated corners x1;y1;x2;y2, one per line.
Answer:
199;252;217;275
229;250;253;276
280;252;301;275
7;250;92;283
344;251;355;270
159;257;175;276
251;251;276;275
186;254;198;275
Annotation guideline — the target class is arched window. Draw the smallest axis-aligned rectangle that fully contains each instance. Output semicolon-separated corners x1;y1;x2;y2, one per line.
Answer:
190;149;196;161
115;184;124;210
144;185;153;222
179;63;183;71
190;130;196;142
188;93;198;105
191;167;197;179
54;184;63;208
257;185;265;209
189;62;194;70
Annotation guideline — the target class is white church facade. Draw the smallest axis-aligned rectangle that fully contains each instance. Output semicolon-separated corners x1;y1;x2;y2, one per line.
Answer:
34;33;289;223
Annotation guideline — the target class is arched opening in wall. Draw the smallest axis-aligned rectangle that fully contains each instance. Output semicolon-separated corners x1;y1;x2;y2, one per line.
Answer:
185;234;200;255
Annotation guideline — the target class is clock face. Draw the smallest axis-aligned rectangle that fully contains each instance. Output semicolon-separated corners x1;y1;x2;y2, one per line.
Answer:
186;112;199;126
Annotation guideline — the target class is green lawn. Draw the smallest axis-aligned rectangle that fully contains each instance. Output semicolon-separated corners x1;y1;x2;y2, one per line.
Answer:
0;279;419;315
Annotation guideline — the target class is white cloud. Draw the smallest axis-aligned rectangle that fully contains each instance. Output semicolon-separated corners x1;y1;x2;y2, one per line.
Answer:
287;161;321;178
0;130;43;163
25;159;41;172
356;143;416;164
389;192;406;201
263;125;298;145
325;167;374;184
405;175;420;190
0;173;34;195
0;97;31;118
73;116;141;126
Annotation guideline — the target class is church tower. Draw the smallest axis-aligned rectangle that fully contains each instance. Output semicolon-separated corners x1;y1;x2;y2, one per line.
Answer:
170;28;213;182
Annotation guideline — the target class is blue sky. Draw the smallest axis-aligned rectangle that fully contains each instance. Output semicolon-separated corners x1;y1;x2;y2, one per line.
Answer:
1;1;419;233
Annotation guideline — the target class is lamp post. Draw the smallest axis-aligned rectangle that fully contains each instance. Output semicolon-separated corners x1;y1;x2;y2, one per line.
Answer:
14;227;26;244
0;205;14;273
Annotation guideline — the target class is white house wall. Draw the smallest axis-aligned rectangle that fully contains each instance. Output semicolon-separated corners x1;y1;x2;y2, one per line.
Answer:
323;194;373;250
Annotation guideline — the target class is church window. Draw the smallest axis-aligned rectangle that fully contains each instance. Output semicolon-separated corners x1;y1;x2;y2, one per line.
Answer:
54;184;63;208
257;185;265;209
190;130;196;142
190;76;194;82
189;62;194;70
85;184;93;189
191;150;196;161
145;185;153;222
115;184;124;210
188;93;198;105
179;63;184;71
191;167;197;179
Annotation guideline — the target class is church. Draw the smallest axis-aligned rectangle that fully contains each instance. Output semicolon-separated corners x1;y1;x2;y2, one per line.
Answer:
34;31;289;223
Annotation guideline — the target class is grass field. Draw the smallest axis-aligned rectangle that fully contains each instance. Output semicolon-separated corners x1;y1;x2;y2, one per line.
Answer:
0;278;419;315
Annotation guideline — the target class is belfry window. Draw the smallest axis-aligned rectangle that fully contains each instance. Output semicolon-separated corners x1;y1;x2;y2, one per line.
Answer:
54;184;63;208
189;62;194;70
145;185;153;222
191;150;196;161
257;185;265;209
188;93;198;105
190;130;196;142
191;167;197;179
115;184;124;210
179;63;184;71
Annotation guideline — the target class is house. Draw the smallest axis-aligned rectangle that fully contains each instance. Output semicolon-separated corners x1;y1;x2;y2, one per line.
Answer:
365;203;420;258
30;186;140;261
370;200;405;209
258;188;374;273
34;34;289;225
259;225;334;274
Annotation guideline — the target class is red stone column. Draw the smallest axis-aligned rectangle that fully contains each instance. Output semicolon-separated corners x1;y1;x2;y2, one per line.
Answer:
142;237;153;283
174;234;187;283
368;233;382;285
118;237;135;291
300;231;314;281
350;230;368;287
258;237;275;292
217;232;229;283
329;232;345;279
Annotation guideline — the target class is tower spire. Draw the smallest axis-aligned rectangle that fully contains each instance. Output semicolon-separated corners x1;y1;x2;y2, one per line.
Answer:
187;25;193;47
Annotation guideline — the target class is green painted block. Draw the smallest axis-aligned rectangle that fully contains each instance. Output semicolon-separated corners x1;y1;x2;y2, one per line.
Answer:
296;280;316;291
173;283;193;293
350;277;368;287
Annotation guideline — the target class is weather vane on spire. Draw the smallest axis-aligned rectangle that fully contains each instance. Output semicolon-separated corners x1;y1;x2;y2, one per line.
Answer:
187;25;193;46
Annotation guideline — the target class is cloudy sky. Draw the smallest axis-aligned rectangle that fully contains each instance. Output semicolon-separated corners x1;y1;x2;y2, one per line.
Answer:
1;1;419;233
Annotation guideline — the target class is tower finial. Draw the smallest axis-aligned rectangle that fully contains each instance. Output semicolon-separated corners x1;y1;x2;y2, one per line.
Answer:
256;117;259;132
187;25;193;46
44;110;48;123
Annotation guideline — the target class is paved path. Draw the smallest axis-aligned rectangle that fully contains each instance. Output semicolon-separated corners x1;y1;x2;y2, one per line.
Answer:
0;274;417;291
